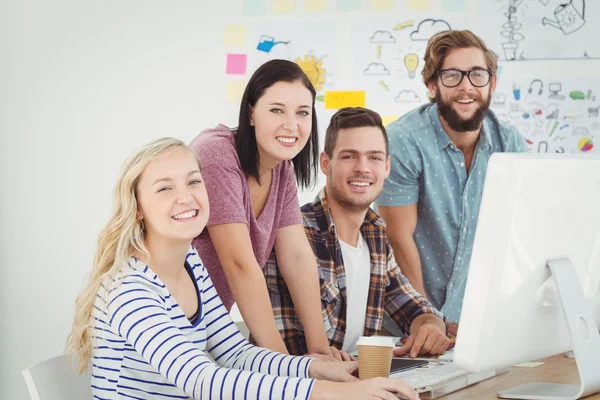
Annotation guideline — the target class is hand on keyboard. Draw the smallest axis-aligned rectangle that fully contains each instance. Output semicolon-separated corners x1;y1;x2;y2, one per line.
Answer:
394;320;450;358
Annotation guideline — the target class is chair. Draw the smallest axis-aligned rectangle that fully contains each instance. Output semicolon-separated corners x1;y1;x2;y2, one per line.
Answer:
22;355;92;400
230;302;250;339
235;320;250;339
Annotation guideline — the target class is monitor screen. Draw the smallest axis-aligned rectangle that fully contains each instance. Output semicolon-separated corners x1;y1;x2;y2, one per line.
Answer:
548;82;562;93
454;153;600;373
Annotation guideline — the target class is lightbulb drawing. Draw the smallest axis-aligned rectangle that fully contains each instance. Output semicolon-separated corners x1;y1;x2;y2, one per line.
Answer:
404;53;419;79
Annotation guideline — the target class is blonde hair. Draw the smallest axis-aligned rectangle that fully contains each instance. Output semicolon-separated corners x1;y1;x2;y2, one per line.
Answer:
66;137;196;374
422;30;498;88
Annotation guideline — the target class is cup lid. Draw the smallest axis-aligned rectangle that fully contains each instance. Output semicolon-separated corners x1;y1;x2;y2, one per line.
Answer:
357;336;395;347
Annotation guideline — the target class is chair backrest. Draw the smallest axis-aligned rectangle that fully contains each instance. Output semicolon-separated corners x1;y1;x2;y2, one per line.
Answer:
230;302;249;340
235;320;250;339
22;355;92;400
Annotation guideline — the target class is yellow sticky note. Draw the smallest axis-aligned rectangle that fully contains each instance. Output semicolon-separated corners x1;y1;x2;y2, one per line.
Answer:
224;25;246;47
408;0;430;11
513;361;545;368
226;80;247;104
382;116;399;128
304;0;327;11
370;0;394;11
324;91;366;109
273;0;295;13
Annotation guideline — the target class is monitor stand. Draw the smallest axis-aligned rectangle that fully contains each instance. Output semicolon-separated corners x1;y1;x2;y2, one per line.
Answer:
498;257;600;400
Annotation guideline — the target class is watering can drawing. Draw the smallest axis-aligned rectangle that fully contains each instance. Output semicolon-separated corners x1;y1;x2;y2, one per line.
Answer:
257;36;290;53
542;0;585;35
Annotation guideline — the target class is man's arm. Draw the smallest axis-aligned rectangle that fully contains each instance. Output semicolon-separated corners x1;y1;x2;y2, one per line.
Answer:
274;224;347;359
409;313;446;335
385;255;449;358
383;242;448;358
377;203;428;298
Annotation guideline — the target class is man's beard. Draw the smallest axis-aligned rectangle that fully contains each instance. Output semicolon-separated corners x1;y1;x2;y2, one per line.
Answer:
435;85;491;132
327;170;381;213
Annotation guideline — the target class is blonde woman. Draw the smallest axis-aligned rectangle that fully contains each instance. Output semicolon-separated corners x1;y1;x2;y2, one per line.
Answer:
66;138;419;400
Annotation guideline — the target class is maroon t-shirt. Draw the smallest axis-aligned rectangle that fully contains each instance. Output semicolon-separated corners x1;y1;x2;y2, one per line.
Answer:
190;125;303;310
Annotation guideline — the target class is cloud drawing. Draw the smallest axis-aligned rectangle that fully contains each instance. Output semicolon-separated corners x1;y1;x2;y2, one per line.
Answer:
410;19;451;41
395;90;421;102
364;63;390;75
369;30;396;43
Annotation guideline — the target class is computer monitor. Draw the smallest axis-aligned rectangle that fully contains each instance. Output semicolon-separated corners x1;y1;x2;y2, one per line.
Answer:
548;83;565;100
453;153;600;399
548;82;562;94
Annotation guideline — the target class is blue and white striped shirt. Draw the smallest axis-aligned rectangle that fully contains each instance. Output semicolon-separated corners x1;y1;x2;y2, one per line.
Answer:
91;247;315;399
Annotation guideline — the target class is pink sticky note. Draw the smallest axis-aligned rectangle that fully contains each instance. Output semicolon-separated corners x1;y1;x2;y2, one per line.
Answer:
226;54;247;75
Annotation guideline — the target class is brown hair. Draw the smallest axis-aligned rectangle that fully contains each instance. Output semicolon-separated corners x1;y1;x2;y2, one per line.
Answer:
422;30;498;88
324;107;388;157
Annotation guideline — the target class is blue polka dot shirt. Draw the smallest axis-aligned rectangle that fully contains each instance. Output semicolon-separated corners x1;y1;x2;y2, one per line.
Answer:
376;103;528;322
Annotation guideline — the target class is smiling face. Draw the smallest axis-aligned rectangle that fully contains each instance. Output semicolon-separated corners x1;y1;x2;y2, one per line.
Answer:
250;80;313;167
428;47;496;132
135;147;209;243
321;126;390;212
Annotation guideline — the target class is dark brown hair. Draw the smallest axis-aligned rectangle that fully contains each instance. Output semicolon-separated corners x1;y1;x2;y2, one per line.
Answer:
324;107;388;157
422;30;498;88
235;59;319;189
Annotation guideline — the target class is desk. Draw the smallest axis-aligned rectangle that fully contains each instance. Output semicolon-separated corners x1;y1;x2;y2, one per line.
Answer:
440;354;600;399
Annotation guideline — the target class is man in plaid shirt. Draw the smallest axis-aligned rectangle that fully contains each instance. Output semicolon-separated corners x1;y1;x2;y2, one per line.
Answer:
263;107;449;358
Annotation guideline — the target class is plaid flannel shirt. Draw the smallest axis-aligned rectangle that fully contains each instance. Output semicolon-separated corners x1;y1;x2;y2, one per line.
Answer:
262;188;447;355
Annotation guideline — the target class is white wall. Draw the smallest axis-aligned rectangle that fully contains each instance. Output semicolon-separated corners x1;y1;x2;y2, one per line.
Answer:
3;1;600;399
2;2;235;398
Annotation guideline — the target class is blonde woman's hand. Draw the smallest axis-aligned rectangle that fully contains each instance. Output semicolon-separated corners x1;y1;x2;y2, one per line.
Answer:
308;359;358;382
311;377;419;400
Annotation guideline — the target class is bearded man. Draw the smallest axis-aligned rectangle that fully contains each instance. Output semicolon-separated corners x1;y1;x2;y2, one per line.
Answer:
375;30;528;333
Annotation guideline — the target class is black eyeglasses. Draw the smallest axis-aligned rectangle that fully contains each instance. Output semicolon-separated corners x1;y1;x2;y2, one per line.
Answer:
436;68;492;88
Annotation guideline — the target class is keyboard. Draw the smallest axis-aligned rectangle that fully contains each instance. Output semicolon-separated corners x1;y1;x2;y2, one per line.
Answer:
391;362;469;390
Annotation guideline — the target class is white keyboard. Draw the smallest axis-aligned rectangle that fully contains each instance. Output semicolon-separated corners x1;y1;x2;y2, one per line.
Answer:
391;362;469;390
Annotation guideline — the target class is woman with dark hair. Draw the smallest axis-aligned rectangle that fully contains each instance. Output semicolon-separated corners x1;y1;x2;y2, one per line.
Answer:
190;60;346;359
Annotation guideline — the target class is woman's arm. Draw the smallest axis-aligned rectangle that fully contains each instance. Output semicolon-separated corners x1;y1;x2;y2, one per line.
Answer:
199;265;417;400
200;263;314;377
107;274;314;399
274;224;331;355
208;222;288;353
